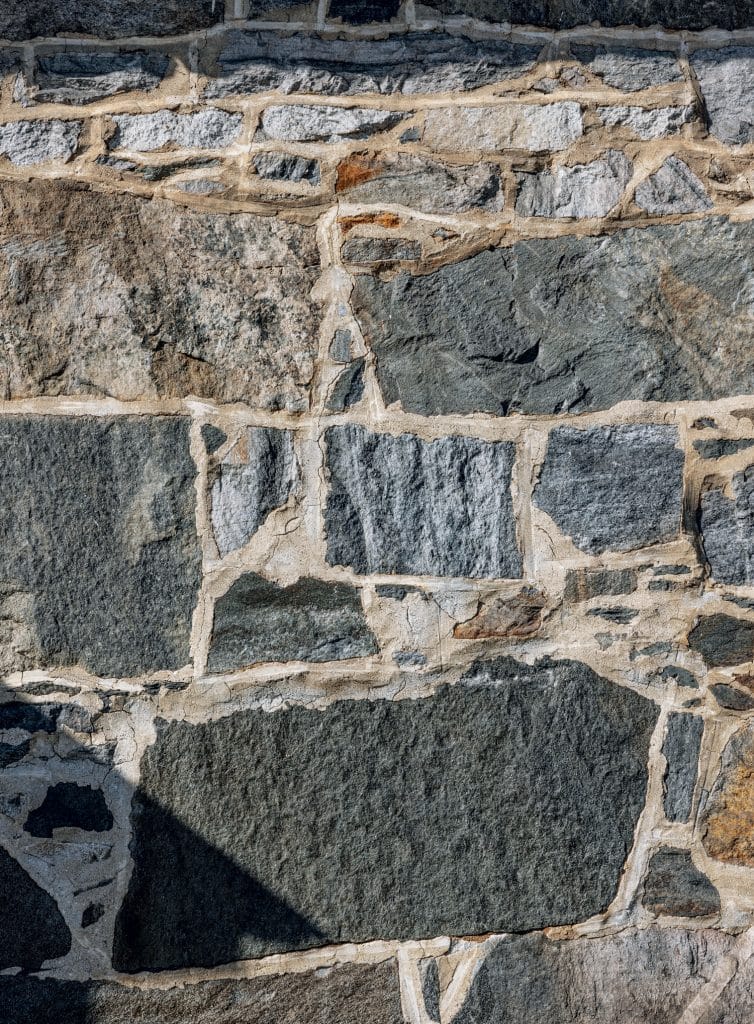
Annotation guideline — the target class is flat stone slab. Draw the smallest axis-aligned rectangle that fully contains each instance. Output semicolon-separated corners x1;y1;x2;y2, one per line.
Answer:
351;218;754;416
0;0;222;39
0;179;320;408
420;2;754;30
642;848;720;918
113;655;656;970
0;415;200;677
19;51;169;105
662;712;703;823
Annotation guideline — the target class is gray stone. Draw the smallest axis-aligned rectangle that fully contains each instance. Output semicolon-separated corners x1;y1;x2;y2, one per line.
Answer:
336;152;503;213
0;416;200;677
207;573;378;671
351;218;754;417
0;962;403;1024
0;119;80;166
642;848;720;917
597;105;695;139
211;428;296;557
253;152;321;184
662;712;703;822
533;425;684;555
205;32;541;97
516;149;631;219
563;568;637;603
259;105;407;143
451;928;740;1024
327;358;366;411
325;425;521;578
419;2;754;30
0;0;221;39
710;683;754;711
634;157;712;215
110;109;243;152
23;783;113;838
176;179;226;194
0;844;71;969
113;655;656;970
694;438;754;459
700;468;754;585
341;237;421;262
20;51;169;105
0;179;320;408
423;101;582;153
692;47;754;146
587;606;637;624
329;0;401;22
330;328;353;362
688;615;754;668
572;45;684;90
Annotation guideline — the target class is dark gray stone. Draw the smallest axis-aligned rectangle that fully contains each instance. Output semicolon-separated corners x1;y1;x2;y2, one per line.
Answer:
693;438;754;459
420;959;441;1024
351;218;754;417
0;844;71;969
0;962;403;1024
710;683;754;712
0;702;61;733
586;606;637;624
207;573;378;671
23;783;113;838
253;152;321;184
662;712;703;822
533;425;684;555
330;328;353;363
0;416;200;677
201;424;227;455
660;666;698;688
329;0;401;21
325;425;521;578
700;468;754;585
0;0;222;39
563;568;637;603
688;614;754;667
692;47;754;146
342;237;421;263
642;848;720;917
572;45;683;89
113;655;656;970
21;51;169;105
327;358;365;411
421;2;754;30
205;31;541;97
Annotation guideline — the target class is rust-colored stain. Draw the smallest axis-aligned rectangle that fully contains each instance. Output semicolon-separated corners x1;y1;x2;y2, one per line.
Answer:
453;588;546;640
338;212;402;233
704;728;754;866
336;153;383;192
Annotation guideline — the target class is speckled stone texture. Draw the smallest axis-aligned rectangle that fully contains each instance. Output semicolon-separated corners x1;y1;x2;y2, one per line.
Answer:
0;0;222;39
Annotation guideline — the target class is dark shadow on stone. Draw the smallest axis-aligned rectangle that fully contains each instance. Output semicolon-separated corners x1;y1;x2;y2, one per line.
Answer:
24;783;114;838
0;843;72;970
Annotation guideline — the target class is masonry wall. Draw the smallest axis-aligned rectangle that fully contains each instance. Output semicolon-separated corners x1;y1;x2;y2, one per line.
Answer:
1;1;754;1021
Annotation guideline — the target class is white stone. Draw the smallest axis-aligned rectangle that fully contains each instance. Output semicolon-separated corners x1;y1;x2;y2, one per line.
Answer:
597;105;695;140
423;102;583;153
516;150;632;219
0;119;81;166
259;104;406;142
111;109;243;152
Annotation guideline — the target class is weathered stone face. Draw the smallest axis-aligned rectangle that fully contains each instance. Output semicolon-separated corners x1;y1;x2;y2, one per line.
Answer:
704;719;754;866
0;844;71;970
516;149;632;218
351;219;754;417
23;783;113;838
533;425;684;555
0;120;81;166
421;2;754;30
0;180;320;407
662;712;703;822
597;105;694;138
324;425;521;578
0;0;222;39
19;51;170;105
571;44;683;89
253;152;321;184
423;102;583;153
0;416;200;677
634;157;711;215
700;468;754;585
688;614;754;667
259;105;408;143
329;0;401;21
642;848;720;917
113;656;656;970
691;47;754;146
110;110;243;152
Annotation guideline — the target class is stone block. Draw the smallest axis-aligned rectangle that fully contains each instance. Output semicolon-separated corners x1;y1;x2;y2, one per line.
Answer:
516;149;631;218
423;101;583;152
597;105;694;139
329;0;401;20
572;45;683;90
0;119;80;165
634;157;711;215
0;845;71;970
688;614;754;668
21;51;169;105
341;237;421;262
642;848;720;917
662;712;703;822
700;467;754;584
23;783;113;838
704;719;754;866
253;152;321;184
258;104;407;142
692;47;754;146
110;109;243;152
0;0;222;39
419;2;754;30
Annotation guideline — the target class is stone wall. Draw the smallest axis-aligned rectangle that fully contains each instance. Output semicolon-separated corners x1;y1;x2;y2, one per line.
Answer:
1;2;754;1021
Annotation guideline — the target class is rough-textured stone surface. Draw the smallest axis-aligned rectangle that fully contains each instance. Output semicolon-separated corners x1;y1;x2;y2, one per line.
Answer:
450;928;741;1024
572;45;683;90
206;32;541;97
688;614;754;668
700;469;754;585
533;425;683;555
211;428;296;557
563;568;637;603
0;119;80;166
662;712;703;822
692;48;754;146
23;783;113;838
327;358;366;411
20;51;169;105
0;845;71;969
207;573;378;670
642;848;720;917
597;104;694;139
352;218;754;416
253;152;321;184
0;0;222;39
634;157;711;215
329;0;401;21
0;961;403;1024
704;719;754;865
336;152;503;212
516;149;631;218
325;425;521;578
0;416;200;677
694;438;754;460
453;587;546;638
111;110;243;152
113;656;656;970
422;2;754;30
423;102;583;153
341;236;421;262
0;179;320;407
259;105;407;143
710;683;754;711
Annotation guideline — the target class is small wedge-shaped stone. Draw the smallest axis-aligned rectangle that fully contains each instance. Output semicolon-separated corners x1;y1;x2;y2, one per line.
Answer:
634;156;712;214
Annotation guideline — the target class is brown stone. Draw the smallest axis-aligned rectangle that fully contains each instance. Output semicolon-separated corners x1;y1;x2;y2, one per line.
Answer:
453;587;547;639
703;719;754;865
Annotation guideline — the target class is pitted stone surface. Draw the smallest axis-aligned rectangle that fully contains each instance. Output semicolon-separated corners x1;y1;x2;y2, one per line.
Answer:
692;47;754;146
0;179;320;407
20;51;169;105
688;614;754;667
0;415;200;677
634;157;712;215
642;849;720;917
572;45;683;90
113;656;656;970
110;110;243;152
253;152;321;184
516;149;631;218
704;719;754;866
533;425;684;555
351;218;754;416
662;712;703;822
341;236;421;262
259;105;407;143
324;425;521;578
0;119;80;166
206;573;378;670
423;101;583;153
700;468;754;585
597;105;695;139
0;845;71;970
0;0;222;39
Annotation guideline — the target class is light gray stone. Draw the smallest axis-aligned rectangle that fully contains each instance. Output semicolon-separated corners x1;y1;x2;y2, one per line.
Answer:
325;425;521;578
110;109;243;152
516;149;632;218
533;425;684;555
701;468;754;584
211;428;297;557
259;104;407;143
597;104;695;139
634;157;712;214
253;151;321;184
0;119;80;166
113;655;656;970
662;712;703;822
573;45;684;91
692;47;754;146
643;848;720;917
423;101;583;153
20;51;169;105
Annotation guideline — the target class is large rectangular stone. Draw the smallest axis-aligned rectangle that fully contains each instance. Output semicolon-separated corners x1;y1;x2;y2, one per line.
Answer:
113;656;657;970
351;218;754;417
324;425;521;578
0;179;320;408
423;102;583;153
19;51;169;105
691;47;754;146
0;119;80;165
0;0;222;40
